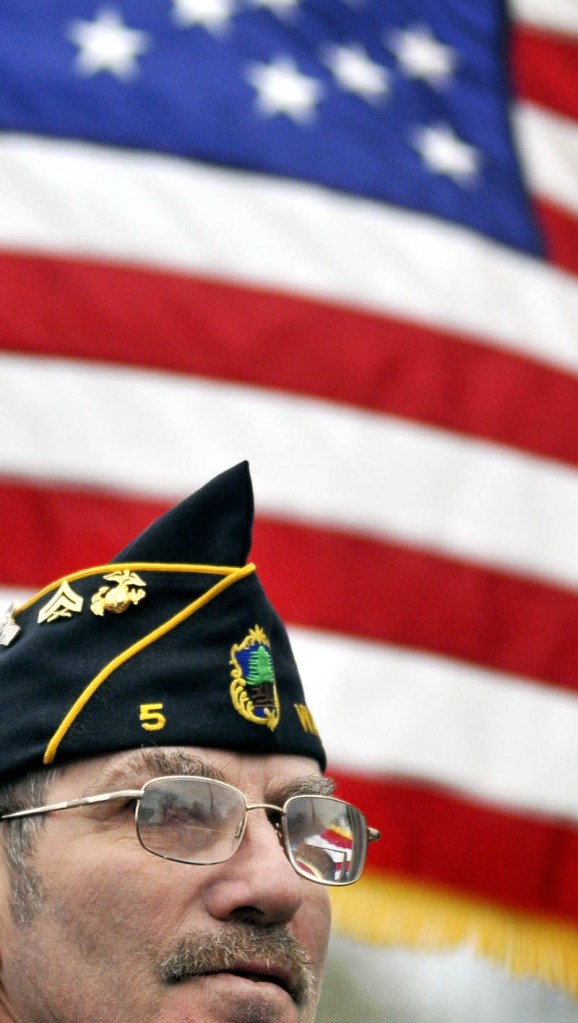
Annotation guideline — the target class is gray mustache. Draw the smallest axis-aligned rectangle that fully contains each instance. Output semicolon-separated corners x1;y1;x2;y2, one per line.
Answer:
159;925;314;1004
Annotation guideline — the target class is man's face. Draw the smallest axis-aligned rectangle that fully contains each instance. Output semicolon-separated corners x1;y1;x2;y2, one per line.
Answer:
0;747;331;1023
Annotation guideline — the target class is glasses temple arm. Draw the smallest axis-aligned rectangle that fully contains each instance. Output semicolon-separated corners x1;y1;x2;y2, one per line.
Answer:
1;789;143;820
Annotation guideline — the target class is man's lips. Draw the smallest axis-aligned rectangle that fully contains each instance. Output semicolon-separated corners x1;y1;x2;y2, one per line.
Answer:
178;961;295;998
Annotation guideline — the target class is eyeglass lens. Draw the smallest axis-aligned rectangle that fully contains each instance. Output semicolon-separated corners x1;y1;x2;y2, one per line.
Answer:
137;777;245;864
135;777;368;885
283;795;368;884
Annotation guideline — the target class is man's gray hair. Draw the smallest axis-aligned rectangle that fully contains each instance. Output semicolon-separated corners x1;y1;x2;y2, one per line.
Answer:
0;768;56;924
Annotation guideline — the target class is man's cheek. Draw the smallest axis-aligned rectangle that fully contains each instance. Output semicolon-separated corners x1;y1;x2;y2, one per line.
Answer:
42;866;149;955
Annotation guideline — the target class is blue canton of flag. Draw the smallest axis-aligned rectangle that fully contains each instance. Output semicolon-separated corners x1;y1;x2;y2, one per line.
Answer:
0;0;541;252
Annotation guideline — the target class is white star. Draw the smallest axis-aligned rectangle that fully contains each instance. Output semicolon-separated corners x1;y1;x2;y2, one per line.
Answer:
411;123;481;185
67;8;150;79
388;24;458;88
172;0;235;33
323;42;390;103
247;0;300;16
245;57;324;123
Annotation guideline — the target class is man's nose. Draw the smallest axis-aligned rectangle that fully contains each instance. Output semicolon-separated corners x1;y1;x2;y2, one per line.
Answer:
202;809;305;926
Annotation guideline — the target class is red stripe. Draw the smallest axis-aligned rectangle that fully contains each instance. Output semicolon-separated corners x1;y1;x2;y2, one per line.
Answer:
511;24;578;278
533;197;578;278
512;24;578;123
2;251;578;467
254;518;578;694
3;479;578;695
332;768;578;923
0;480;167;582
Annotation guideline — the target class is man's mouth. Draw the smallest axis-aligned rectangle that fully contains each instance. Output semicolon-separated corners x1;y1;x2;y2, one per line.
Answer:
158;925;314;1005
171;962;295;999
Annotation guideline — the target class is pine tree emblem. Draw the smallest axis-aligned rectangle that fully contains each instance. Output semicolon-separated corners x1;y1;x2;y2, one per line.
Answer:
229;626;280;730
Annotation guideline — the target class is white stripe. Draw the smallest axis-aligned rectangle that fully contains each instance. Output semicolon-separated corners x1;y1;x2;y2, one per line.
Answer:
511;0;578;36
516;103;578;216
0;134;577;376
292;627;578;823
0;586;31;608
319;938;578;1023
4;352;578;588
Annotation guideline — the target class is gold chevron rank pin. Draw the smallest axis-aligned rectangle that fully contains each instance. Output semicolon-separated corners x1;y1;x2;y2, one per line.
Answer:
38;582;84;624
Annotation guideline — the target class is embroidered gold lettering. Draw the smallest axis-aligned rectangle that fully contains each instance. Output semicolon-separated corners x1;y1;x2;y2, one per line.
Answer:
294;703;319;736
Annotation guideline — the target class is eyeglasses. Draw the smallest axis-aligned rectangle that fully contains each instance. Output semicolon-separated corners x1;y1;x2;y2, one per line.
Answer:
1;775;380;886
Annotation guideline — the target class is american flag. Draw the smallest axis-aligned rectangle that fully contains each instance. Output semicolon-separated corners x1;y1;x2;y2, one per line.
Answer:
1;0;578;1018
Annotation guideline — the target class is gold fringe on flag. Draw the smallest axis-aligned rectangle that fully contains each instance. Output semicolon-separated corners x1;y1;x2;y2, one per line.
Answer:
330;872;578;998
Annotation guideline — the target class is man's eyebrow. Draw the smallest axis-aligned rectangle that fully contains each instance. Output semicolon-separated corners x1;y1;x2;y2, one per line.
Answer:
84;754;334;802
86;749;226;795
267;775;335;805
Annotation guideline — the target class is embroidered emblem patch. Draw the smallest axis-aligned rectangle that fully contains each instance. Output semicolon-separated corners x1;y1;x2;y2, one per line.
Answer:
91;570;146;617
230;625;280;731
0;603;20;646
38;582;84;624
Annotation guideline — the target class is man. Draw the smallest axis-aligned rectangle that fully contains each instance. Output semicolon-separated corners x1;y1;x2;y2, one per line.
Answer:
0;462;378;1023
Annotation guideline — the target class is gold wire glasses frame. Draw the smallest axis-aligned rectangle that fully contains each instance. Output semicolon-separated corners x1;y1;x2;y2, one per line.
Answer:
1;775;380;887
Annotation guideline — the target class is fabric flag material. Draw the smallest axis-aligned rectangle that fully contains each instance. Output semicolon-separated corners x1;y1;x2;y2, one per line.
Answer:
0;0;577;1018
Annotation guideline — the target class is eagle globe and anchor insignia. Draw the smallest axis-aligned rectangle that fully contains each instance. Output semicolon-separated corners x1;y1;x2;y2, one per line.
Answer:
230;626;280;731
90;570;147;616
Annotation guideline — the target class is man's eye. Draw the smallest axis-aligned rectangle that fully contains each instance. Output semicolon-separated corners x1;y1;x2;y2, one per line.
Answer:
162;806;193;826
116;799;137;814
86;797;135;822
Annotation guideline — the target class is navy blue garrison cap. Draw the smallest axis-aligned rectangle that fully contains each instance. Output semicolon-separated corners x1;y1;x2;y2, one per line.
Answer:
0;463;325;781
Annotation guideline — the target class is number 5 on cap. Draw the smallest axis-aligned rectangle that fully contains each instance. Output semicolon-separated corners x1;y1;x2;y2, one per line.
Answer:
139;703;167;731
